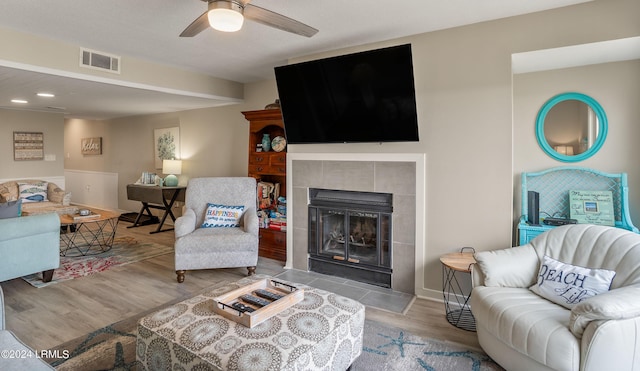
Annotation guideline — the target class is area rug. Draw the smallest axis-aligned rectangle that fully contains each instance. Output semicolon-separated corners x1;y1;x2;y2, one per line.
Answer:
44;282;233;370
22;236;174;288
45;301;503;370
351;320;503;371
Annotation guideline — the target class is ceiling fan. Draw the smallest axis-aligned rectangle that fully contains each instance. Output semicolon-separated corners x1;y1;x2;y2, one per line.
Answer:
180;0;318;37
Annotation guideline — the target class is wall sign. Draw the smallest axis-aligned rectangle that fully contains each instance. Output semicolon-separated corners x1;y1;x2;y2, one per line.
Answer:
569;190;615;226
81;137;102;155
13;131;44;161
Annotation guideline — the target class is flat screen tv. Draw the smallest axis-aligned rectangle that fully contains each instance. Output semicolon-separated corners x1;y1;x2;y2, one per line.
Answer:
274;44;419;144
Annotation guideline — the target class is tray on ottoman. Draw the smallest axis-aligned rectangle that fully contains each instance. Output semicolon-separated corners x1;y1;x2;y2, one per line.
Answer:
211;278;304;328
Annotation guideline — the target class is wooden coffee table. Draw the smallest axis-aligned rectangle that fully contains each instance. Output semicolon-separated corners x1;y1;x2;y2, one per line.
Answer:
59;207;120;256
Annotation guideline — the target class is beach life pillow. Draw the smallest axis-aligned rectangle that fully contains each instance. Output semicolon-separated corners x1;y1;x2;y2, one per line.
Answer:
530;255;616;309
0;199;22;219
18;181;48;203
201;204;245;228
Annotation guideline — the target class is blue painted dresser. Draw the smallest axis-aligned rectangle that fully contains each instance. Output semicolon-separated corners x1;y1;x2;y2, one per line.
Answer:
518;167;638;245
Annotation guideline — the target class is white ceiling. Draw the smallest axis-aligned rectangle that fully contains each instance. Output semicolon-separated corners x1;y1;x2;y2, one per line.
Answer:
0;0;593;120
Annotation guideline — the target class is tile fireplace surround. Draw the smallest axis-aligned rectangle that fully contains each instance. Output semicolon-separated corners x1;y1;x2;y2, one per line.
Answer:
286;153;426;295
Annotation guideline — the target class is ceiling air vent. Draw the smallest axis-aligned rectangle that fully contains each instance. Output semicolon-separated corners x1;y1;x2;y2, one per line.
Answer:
80;48;120;74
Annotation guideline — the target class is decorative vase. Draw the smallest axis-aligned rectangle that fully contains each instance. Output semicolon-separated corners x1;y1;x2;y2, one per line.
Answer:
262;134;271;152
264;99;281;110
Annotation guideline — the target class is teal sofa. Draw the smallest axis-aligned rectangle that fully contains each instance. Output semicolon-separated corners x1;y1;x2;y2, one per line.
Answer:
0;213;60;283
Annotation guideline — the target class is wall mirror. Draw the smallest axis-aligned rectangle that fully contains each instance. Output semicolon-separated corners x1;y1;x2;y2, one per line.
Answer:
535;92;608;162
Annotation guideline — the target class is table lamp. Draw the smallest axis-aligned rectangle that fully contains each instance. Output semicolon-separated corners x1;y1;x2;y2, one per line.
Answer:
162;159;182;187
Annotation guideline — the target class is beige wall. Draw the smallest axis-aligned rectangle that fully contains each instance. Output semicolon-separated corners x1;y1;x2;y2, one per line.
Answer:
0;109;64;179
64;118;111;171
514;60;640;227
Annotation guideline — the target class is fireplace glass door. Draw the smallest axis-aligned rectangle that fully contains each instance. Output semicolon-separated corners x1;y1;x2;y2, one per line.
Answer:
319;209;346;259
347;211;380;266
311;207;391;269
308;188;393;288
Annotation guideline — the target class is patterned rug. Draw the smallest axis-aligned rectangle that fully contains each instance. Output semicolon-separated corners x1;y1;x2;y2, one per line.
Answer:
352;321;504;371
22;236;174;288
45;292;503;371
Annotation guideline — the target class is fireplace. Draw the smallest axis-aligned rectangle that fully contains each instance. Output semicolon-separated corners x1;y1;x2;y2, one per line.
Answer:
308;188;393;288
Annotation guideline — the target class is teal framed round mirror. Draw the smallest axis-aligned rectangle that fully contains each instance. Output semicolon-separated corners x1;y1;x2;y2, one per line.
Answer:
535;92;607;162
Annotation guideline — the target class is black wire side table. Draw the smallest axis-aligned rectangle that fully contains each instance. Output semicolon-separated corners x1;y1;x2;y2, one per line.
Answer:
440;247;476;331
59;208;120;257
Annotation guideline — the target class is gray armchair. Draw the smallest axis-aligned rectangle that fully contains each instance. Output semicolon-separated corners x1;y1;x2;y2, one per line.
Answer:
174;177;259;283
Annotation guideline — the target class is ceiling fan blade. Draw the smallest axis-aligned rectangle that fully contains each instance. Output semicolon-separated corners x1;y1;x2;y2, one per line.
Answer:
244;4;318;37
180;11;210;37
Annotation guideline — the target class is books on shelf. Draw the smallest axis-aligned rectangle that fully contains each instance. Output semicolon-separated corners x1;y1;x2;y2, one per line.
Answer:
268;217;287;231
257;181;280;209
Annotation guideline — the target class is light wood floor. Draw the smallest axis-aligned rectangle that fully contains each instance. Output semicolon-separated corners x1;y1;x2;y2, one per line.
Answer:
1;222;481;352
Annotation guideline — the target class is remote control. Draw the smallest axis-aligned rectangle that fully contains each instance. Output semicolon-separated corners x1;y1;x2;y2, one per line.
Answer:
255;289;284;301
231;302;255;313
240;294;271;307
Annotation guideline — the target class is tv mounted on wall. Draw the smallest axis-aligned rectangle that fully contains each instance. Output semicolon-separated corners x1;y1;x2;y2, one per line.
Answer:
274;44;419;144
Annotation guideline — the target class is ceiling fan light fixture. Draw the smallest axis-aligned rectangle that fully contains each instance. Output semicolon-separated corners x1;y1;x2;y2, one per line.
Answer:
208;1;244;32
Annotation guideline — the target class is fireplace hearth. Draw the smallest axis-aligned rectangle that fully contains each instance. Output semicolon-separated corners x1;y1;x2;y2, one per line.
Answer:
308;188;392;288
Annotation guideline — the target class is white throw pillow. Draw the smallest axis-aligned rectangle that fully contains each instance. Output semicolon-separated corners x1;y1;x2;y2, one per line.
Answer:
474;246;539;287
17;181;48;203
201;204;245;228
530;255;616;309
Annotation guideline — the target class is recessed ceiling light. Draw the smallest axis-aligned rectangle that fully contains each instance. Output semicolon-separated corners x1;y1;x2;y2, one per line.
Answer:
37;92;55;97
11;99;28;104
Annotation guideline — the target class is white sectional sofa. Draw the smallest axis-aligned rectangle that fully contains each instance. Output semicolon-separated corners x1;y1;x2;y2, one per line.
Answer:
471;224;640;371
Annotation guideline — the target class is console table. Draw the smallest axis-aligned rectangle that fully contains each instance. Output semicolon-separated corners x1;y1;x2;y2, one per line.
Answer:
126;184;185;234
518;167;638;245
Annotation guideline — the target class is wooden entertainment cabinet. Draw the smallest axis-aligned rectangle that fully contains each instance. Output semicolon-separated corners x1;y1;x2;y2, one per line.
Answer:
242;108;287;262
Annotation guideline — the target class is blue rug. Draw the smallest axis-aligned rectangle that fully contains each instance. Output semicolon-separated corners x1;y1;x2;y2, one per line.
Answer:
351;320;504;371
45;295;503;370
48;317;503;370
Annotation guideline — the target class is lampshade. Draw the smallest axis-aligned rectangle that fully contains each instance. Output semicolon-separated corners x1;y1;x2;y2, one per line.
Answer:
163;159;182;175
208;1;244;32
162;159;182;187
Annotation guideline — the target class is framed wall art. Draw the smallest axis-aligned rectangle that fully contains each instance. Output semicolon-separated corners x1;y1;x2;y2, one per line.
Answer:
154;127;180;169
81;137;102;155
13;131;44;161
569;190;615;226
